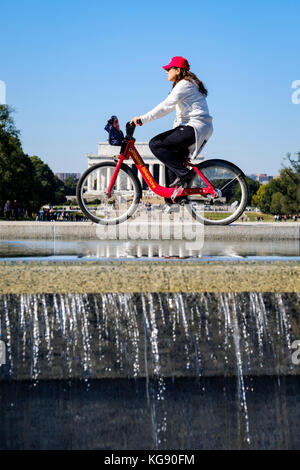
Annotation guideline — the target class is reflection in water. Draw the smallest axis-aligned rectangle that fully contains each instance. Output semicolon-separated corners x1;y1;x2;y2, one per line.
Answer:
0;239;300;260
0;292;297;449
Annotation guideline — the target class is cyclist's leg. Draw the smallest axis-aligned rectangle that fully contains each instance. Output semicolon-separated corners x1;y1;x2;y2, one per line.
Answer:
165;167;177;188
164;168;177;205
149;126;195;184
164;158;189;205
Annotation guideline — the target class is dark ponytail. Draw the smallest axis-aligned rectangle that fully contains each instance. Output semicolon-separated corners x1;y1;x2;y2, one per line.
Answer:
172;68;208;96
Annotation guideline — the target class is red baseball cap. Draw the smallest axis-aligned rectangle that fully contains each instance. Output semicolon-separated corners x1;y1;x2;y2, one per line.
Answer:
162;56;190;71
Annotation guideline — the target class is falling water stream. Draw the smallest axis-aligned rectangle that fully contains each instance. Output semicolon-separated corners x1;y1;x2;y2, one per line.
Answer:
0;292;298;449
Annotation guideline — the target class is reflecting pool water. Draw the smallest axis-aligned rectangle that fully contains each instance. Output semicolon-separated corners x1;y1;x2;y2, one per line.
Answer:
0;239;300;261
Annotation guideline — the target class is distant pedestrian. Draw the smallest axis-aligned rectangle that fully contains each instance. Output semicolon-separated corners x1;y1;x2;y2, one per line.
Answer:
13;200;19;220
4;200;11;219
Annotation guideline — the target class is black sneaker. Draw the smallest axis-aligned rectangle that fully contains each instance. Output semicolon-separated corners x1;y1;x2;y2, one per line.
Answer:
169;171;194;188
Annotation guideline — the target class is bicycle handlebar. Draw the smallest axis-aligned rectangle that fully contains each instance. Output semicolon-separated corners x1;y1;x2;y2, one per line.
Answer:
125;121;135;139
125;119;142;140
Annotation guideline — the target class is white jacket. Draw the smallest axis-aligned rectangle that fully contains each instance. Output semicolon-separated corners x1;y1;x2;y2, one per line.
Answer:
140;79;213;159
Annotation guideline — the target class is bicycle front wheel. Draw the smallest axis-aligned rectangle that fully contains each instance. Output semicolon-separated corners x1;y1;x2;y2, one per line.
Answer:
76;161;142;224
186;159;249;225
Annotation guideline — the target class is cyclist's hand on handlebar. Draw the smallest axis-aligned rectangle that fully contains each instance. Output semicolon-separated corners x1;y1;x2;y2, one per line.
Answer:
130;116;143;126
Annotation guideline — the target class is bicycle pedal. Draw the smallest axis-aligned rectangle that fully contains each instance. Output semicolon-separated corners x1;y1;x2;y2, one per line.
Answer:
171;187;182;201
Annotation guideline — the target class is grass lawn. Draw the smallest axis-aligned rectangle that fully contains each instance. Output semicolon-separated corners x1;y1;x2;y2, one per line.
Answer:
241;212;274;222
202;212;291;222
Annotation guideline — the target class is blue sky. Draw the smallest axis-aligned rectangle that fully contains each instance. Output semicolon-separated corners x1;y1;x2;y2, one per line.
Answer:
1;0;299;176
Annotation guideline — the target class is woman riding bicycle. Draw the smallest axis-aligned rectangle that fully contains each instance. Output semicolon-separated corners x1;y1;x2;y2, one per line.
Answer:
77;59;247;226
131;56;213;204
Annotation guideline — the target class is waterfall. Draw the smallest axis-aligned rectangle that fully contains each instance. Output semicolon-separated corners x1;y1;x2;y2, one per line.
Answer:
0;292;297;449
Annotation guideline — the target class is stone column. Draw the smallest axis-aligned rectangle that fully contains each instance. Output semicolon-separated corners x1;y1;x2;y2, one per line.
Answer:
96;170;101;191
100;170;106;190
88;169;94;192
87;175;92;191
159;164;165;186
149;164;154;178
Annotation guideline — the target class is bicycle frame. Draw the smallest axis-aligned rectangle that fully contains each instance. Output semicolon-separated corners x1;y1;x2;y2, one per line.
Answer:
106;138;218;200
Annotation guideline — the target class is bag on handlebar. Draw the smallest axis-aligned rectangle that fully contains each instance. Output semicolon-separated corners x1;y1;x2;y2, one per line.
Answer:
104;115;124;145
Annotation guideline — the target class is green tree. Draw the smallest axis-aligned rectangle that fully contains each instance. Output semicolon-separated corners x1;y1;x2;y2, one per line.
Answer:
259;179;279;213
251;152;300;214
0;105;34;208
241;176;260;205
0;105;66;215
213;176;260;206
251;183;267;210
63;175;79;196
0;104;19;137
30;156;66;210
270;191;284;214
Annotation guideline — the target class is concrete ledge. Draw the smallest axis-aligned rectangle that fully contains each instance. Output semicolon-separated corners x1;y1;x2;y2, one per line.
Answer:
0;260;300;293
0;221;300;240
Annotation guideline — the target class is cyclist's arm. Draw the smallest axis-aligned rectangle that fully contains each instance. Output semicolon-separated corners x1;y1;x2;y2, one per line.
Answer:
140;80;191;124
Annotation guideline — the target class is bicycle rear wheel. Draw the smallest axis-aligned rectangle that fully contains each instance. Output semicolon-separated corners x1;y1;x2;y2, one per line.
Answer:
76;161;142;224
186;159;248;225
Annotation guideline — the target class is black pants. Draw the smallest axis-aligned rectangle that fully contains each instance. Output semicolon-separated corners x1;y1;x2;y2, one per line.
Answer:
149;125;195;187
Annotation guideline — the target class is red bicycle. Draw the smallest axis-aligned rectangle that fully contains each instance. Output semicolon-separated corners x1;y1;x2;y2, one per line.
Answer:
76;122;248;225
